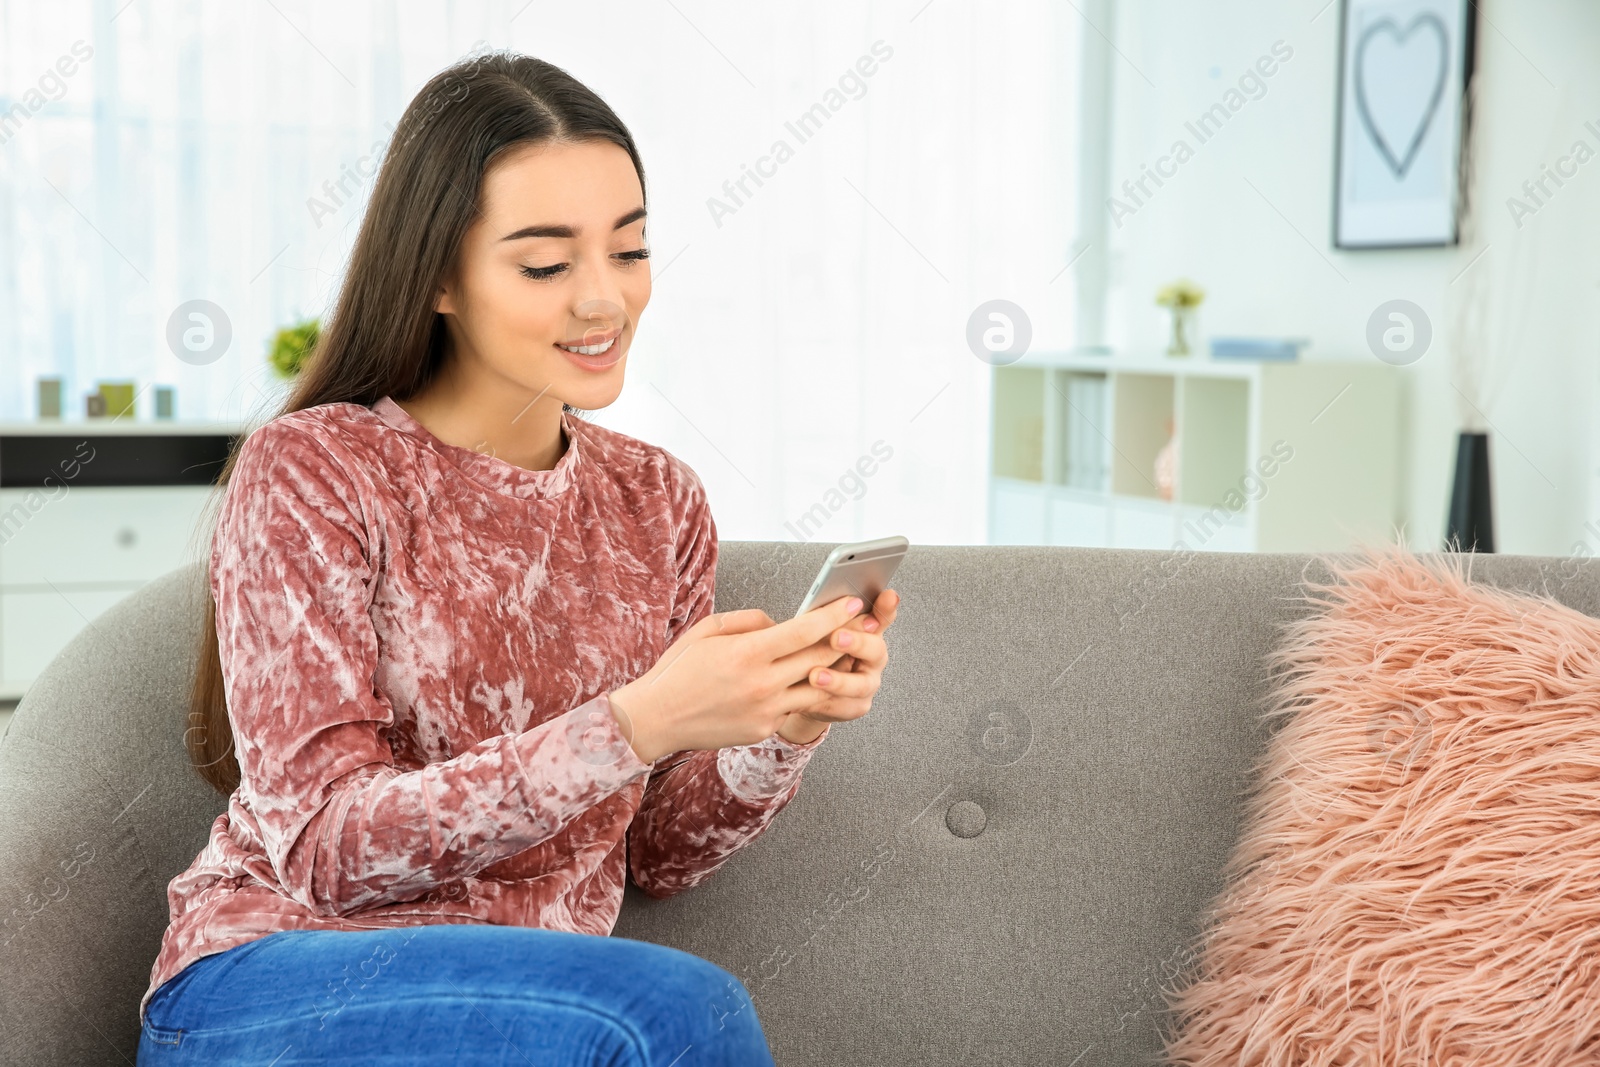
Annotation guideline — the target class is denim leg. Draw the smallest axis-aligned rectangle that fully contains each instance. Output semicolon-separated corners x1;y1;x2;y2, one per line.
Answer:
137;924;776;1067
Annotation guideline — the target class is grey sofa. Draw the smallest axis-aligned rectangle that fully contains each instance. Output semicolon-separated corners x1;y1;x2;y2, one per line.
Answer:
2;542;1596;1066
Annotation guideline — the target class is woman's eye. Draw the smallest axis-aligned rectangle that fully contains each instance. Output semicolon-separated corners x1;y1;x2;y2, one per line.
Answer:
518;249;650;282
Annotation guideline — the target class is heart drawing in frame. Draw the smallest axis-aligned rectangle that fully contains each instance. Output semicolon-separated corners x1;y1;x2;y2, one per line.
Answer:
1354;12;1449;180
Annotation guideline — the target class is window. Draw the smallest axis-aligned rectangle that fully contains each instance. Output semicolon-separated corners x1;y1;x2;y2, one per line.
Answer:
1;1;1089;544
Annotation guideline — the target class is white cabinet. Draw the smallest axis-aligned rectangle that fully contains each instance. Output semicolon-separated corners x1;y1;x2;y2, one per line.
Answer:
0;485;219;698
0;421;244;699
0;486;214;586
986;352;1401;552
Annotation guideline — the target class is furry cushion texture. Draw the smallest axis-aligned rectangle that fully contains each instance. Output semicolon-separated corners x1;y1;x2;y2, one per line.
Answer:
1163;545;1600;1066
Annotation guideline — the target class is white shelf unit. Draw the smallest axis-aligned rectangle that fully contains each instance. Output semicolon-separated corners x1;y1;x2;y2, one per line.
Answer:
988;352;1402;552
0;418;247;700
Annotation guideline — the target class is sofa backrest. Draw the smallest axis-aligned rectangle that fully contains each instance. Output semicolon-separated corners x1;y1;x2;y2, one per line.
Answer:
1;543;1595;1066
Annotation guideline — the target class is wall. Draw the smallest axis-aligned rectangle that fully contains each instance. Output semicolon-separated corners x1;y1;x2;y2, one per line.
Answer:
1102;0;1600;556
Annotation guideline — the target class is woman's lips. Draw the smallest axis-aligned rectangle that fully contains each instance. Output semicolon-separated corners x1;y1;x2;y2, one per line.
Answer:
555;330;624;371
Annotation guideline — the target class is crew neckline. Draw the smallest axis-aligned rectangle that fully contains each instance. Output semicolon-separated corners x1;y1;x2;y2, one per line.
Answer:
372;395;581;501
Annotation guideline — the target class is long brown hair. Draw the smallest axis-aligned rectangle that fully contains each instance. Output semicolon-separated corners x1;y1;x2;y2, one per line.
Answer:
186;50;648;795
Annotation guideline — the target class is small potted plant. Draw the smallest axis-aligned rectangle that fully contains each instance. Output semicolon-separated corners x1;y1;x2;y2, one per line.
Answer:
1155;279;1205;357
268;316;321;380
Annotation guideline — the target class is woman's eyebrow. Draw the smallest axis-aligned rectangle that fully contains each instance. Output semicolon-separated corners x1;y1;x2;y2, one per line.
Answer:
500;206;647;242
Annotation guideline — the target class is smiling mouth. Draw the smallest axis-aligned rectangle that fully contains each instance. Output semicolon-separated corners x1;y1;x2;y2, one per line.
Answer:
556;328;622;355
553;327;620;374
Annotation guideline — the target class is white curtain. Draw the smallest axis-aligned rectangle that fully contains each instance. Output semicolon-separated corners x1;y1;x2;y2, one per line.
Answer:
1;0;1084;546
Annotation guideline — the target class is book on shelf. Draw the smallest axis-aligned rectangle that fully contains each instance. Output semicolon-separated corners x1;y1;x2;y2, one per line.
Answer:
1062;375;1108;491
1209;337;1308;361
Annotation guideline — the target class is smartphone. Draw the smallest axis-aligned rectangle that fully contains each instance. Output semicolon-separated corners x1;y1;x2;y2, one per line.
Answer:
793;535;909;618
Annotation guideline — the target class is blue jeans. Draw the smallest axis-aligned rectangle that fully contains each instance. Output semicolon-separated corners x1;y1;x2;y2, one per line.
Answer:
137;924;777;1065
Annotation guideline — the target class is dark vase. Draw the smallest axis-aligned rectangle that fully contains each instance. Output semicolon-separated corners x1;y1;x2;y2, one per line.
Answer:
1445;431;1494;552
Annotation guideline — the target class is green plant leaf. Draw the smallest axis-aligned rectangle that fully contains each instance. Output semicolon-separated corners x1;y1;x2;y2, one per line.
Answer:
268;317;321;380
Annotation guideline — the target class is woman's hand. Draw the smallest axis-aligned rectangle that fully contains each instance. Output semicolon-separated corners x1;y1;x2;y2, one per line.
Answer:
607;594;867;765
778;588;899;743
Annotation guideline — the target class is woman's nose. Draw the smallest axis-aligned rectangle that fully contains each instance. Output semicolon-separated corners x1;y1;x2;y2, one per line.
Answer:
569;297;627;344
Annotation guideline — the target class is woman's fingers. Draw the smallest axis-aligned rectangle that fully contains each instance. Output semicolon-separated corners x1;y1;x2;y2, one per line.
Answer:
829;626;886;667
795;612;884;670
859;589;899;634
772;633;857;686
753;594;863;662
780;673;875;722
838;590;898;635
742;589;895;701
795;594;890;679
769;589;895;724
809;663;878;699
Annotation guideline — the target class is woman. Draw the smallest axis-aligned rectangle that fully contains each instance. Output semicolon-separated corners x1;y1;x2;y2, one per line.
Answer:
138;49;898;1066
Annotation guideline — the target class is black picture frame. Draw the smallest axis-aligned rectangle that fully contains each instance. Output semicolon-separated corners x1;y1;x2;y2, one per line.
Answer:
1333;0;1478;249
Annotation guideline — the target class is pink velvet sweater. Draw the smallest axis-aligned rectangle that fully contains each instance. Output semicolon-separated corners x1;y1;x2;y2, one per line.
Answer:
142;395;829;1023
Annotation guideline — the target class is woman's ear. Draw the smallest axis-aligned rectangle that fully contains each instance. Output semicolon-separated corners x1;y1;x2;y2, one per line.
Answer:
433;262;461;315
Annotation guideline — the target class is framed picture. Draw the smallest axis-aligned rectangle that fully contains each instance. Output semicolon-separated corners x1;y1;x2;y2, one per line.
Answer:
1333;0;1477;249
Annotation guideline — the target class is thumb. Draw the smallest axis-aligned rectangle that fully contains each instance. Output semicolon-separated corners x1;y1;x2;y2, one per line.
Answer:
698;608;775;637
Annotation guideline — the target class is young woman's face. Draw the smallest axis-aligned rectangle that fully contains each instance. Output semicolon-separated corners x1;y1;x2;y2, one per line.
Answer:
435;139;650;413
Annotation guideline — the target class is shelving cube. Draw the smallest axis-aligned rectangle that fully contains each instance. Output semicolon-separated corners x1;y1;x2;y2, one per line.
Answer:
987;352;1401;552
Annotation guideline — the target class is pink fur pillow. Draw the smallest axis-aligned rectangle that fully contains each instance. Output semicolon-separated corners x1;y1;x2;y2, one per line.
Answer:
1164;546;1600;1065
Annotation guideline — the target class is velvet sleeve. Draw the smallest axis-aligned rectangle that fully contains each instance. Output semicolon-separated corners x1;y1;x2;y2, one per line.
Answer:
214;420;654;918
626;460;830;899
